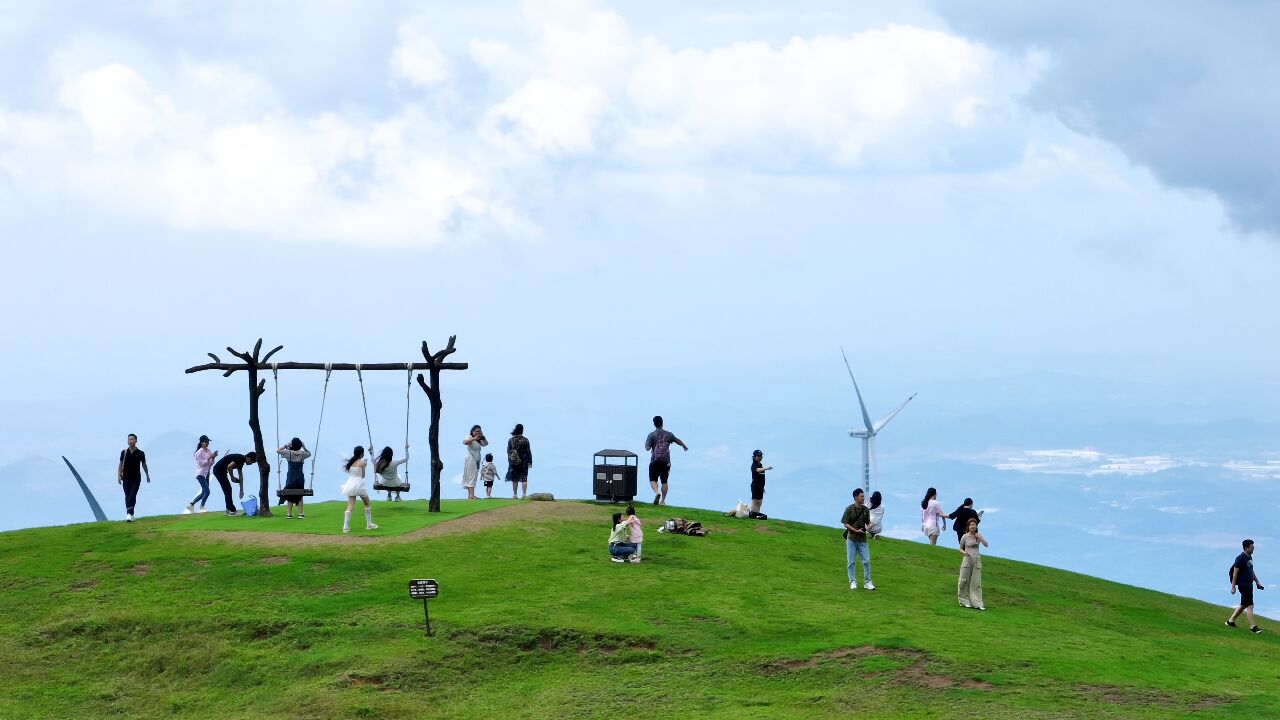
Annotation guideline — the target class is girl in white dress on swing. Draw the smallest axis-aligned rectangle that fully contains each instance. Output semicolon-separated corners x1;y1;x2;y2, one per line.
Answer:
373;445;409;501
339;446;378;533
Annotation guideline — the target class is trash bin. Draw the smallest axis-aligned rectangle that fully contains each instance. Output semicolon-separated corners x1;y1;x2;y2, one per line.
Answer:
593;450;638;503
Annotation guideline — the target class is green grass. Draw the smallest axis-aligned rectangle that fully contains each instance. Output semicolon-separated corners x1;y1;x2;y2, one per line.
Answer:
153;498;520;536
1;500;1276;719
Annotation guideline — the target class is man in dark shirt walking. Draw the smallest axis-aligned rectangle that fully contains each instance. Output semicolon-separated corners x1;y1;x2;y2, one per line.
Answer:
948;498;983;546
1227;539;1265;633
117;433;151;522
841;488;874;590
644;416;688;506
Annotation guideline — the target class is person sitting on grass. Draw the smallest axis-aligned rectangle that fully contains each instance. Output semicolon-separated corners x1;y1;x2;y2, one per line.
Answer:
625;505;644;562
608;512;638;563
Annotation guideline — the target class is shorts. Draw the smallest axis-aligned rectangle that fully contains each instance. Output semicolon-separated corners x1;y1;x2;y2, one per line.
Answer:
750;479;765;501
483;481;494;488
649;461;671;485
1239;585;1255;608
923;525;940;539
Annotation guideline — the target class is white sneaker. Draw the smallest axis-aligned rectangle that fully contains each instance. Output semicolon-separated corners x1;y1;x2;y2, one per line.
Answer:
125;514;134;522
183;504;194;515
850;581;858;590
628;557;641;563
611;557;626;563
864;582;876;591
366;523;379;530
343;527;351;534
198;507;209;513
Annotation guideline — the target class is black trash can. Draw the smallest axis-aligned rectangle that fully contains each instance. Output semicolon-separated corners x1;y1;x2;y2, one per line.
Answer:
593;449;638;503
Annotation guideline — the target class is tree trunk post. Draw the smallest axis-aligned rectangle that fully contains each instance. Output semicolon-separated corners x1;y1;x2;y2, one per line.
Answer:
228;339;283;518
416;336;459;513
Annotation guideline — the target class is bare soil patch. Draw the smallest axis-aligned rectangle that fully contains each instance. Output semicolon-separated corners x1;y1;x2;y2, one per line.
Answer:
68;578;99;592
1077;684;1231;710
184;501;605;548
130;563;150;576
763;646;991;691
261;556;290;565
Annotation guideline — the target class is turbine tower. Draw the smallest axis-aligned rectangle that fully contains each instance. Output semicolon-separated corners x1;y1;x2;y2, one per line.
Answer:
841;348;916;496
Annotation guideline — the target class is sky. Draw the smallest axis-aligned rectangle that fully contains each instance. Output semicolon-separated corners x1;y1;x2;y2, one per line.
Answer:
1;1;1279;611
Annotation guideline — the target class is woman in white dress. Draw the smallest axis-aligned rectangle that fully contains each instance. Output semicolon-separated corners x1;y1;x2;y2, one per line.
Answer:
868;490;885;539
462;425;488;500
920;487;947;546
373;445;409;502
339;446;378;533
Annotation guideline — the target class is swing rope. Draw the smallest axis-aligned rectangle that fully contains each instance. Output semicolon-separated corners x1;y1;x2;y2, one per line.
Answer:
355;364;379;496
272;363;281;489
355;364;375;452
309;363;333;490
403;363;412;486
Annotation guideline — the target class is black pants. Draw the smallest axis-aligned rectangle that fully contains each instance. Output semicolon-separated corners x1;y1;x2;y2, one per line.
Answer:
213;469;236;512
122;476;141;516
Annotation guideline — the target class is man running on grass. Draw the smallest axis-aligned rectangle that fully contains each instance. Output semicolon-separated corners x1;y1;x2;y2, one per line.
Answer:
644;415;688;506
1227;538;1265;634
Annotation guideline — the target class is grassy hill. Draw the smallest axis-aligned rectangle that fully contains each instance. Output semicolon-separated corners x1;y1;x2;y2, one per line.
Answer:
0;499;1275;719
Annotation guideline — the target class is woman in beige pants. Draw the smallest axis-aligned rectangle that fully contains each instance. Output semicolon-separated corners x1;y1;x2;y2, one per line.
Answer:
957;518;989;610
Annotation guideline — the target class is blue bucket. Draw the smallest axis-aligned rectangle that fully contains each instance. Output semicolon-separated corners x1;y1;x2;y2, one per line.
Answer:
241;495;259;517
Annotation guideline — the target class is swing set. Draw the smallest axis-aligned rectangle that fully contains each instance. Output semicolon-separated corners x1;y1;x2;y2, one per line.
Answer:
186;338;467;515
271;363;416;501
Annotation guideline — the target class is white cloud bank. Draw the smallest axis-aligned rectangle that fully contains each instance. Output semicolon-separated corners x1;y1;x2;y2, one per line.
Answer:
0;1;1036;245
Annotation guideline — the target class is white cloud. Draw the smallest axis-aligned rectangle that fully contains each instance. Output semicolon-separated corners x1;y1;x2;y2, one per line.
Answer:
0;1;1042;244
482;77;611;155
392;22;451;88
994;449;1180;476
58;63;172;154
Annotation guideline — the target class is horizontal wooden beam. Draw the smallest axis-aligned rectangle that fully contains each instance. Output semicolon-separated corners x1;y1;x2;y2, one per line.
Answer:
186;361;468;374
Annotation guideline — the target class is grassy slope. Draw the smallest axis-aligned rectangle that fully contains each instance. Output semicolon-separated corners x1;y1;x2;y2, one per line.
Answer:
1;499;1276;719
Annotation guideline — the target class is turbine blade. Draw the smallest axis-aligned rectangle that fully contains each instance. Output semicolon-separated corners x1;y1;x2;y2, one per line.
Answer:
62;456;108;522
840;347;874;432
872;393;917;433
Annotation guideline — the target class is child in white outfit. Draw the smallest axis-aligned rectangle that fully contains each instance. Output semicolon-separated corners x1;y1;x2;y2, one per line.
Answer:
480;454;499;499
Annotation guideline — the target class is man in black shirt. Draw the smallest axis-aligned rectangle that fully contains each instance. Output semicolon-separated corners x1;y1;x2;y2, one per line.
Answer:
212;451;258;517
1227;538;1265;633
117;433;151;522
948;498;983;546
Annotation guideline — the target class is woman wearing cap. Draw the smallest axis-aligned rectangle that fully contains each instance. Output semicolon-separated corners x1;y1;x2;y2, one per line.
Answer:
750;450;773;517
185;435;218;514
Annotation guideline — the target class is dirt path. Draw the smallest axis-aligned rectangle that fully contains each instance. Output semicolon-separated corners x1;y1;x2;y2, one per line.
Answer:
177;501;605;549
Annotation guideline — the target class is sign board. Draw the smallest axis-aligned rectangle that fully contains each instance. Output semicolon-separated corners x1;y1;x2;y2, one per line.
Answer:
409;578;439;599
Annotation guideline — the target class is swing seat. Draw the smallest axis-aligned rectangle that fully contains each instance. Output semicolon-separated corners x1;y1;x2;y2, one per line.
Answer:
373;483;410;493
276;488;314;499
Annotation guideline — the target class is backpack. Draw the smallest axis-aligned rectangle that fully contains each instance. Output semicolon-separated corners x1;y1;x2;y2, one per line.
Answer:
507;437;524;465
652;431;671;462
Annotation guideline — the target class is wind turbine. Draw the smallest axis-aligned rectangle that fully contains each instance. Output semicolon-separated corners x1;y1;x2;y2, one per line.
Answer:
841;348;916;496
